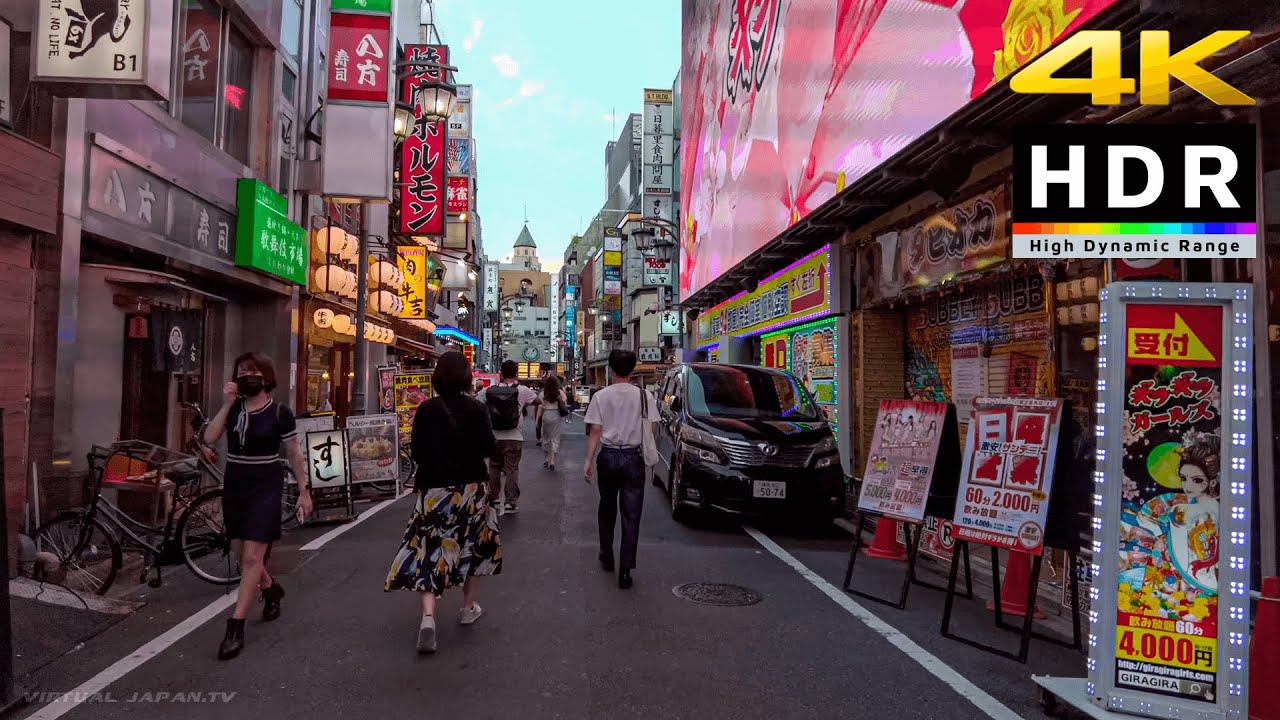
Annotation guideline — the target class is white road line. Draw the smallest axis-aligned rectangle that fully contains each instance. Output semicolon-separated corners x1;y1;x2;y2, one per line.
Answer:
300;489;411;551
743;526;1024;720
24;591;237;720
26;491;412;720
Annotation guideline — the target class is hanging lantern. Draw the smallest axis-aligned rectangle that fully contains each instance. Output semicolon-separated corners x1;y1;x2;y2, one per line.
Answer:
369;290;398;313
385;328;396;345
313;265;345;294
332;314;352;334
340;235;360;262
313;227;348;257
370;261;399;289
313;308;335;328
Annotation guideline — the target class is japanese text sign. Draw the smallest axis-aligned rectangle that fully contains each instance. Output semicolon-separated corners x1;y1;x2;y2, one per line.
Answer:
951;396;1063;555
331;0;392;12
179;3;221;99
697;245;831;344
1090;283;1253;718
326;12;390;104
900;186;1009;292
642;254;671;286
233;179;306;284
446;176;470;214
396;246;428;320
345;414;398;485
398;46;448;236
393;373;433;438
857;400;948;522
402;44;446;102
306;429;350;489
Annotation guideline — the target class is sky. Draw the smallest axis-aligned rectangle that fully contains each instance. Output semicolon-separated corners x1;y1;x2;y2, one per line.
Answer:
428;0;681;273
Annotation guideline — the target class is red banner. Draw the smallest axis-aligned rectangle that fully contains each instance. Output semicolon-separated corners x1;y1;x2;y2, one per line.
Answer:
446;176;470;214
327;13;391;103
399;44;448;235
1113;259;1179;281
402;44;447;102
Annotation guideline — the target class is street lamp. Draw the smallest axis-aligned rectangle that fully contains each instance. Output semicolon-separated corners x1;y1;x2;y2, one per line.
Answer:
392;101;415;141
502;307;513;320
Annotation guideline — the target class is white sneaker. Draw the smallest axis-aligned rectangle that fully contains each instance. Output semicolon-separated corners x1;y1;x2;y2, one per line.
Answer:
417;615;437;653
459;603;483;625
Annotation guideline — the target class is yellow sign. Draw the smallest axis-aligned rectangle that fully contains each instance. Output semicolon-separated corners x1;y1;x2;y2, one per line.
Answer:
397;246;428;320
1127;314;1214;363
1010;31;1254;106
697;245;831;344
392;373;433;437
1115;623;1217;673
604;251;622;266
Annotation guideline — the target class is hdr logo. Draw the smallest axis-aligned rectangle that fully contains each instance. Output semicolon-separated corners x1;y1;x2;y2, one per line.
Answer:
1010;124;1258;260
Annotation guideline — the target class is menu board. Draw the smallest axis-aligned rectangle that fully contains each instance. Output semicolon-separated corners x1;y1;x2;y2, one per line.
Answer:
377;364;399;412
951;396;1064;555
345;414;399;484
393;373;433;438
856;400;949;523
949;344;988;420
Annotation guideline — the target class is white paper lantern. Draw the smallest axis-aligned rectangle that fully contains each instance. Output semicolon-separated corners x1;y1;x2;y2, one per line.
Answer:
385;329;396;344
394;295;405;315
313;227;348;257
313;265;344;294
1083;303;1100;322
332;314;352;334
1081;277;1100;298
346;322;358;336
340;236;360;262
1054;282;1069;302
313;308;334;328
369;290;397;313
1056;307;1071;325
364;324;375;340
371;261;398;288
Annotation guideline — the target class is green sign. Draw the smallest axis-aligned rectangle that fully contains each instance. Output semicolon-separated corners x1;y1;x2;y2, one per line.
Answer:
330;0;392;13
234;179;307;285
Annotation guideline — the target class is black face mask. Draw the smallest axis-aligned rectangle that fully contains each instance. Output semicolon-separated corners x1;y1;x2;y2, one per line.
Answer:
236;376;265;397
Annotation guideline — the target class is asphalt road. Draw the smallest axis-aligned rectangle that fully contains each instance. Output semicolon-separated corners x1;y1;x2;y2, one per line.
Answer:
16;416;1088;720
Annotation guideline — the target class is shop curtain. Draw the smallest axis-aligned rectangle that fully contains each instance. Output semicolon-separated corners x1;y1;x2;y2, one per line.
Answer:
149;308;174;373
148;309;205;374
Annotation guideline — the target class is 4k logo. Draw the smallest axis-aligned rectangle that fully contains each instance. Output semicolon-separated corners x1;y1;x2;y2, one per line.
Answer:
1010;31;1255;106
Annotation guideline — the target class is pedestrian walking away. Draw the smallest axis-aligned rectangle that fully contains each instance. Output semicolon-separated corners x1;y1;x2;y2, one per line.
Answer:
583;350;659;590
385;351;503;654
203;352;313;661
476;360;539;514
540;375;569;471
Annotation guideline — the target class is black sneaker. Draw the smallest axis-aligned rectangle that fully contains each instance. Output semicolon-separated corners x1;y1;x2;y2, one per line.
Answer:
618;571;633;590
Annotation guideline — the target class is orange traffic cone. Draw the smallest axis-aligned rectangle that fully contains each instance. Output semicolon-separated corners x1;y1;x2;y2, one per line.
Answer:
1249;576;1280;720
986;550;1047;619
863;517;908;561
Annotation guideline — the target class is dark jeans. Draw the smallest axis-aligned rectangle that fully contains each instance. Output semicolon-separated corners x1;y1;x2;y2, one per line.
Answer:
597;446;645;571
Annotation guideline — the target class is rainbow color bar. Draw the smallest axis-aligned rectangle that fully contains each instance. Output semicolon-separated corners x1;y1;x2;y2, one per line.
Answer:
1013;222;1257;235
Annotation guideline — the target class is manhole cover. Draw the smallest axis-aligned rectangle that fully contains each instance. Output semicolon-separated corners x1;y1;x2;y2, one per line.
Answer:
671;583;763;607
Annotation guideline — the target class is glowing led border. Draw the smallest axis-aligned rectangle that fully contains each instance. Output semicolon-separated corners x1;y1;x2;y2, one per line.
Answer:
760;316;841;433
698;244;833;343
1091;282;1252;720
435;326;480;345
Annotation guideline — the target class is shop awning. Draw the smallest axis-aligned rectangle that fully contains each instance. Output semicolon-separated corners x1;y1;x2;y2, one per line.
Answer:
684;0;1267;311
395;335;436;356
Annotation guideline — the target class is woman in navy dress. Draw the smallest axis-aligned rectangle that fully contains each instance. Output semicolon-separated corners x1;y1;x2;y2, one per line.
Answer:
203;352;312;660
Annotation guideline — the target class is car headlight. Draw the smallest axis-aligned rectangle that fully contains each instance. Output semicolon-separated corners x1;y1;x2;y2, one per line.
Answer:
812;436;838;455
815;455;839;469
681;426;725;464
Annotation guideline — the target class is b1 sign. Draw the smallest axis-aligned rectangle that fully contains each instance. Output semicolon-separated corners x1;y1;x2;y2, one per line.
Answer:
1011;124;1257;260
33;0;175;100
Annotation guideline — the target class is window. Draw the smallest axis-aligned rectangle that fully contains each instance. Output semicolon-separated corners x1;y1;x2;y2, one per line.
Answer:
281;0;303;66
178;0;223;143
687;366;822;421
222;26;254;165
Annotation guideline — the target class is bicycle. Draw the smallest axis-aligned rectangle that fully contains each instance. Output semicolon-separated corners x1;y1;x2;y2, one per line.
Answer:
181;402;300;527
399;442;417;490
34;441;240;595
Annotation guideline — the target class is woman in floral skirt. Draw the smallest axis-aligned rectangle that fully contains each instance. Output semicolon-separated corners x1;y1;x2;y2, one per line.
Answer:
385;350;502;653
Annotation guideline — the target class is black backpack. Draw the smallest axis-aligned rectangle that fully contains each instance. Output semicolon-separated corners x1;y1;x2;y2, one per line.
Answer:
486;384;521;431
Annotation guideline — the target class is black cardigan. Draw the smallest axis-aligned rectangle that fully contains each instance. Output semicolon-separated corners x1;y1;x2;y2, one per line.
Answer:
410;395;498;490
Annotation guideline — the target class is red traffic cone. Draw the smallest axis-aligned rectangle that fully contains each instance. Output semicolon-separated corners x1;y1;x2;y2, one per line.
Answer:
1249;576;1280;720
986;550;1047;619
863;517;908;561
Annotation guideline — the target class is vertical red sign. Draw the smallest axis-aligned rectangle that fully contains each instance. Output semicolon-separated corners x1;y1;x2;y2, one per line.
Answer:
399;44;449;235
446;176;470;214
327;13;391;103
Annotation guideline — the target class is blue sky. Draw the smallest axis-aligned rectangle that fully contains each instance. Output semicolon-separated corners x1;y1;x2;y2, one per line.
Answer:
431;0;680;271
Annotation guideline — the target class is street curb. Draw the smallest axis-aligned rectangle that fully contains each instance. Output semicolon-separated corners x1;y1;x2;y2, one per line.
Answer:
9;578;143;616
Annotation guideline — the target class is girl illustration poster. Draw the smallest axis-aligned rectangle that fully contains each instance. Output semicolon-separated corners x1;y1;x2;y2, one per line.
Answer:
1117;362;1223;637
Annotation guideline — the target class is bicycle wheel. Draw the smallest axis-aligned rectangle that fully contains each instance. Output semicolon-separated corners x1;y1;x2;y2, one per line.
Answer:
176;490;241;585
366;479;398;494
34;512;123;596
399;446;416;489
281;465;300;527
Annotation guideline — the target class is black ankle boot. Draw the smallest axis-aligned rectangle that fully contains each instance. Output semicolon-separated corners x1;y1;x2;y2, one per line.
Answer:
218;618;245;660
262;582;286;622
599;553;614;572
618;570;633;589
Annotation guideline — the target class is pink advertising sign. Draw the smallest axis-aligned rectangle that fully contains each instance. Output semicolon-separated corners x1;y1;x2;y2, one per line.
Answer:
678;0;1119;298
327;13;391;103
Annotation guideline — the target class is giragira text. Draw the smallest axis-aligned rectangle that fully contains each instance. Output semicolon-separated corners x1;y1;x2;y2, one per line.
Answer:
1010;31;1255;106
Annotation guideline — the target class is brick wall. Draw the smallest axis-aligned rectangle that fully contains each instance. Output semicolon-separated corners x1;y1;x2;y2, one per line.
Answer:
852;309;905;475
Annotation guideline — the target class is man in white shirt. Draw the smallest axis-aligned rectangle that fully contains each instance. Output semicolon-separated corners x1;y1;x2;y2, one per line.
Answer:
584;350;658;589
476;360;540;514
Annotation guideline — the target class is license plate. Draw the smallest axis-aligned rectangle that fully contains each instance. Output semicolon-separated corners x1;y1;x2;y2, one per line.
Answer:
752;480;786;499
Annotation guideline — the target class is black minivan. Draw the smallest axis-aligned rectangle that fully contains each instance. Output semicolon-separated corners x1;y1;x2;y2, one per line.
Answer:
655;363;845;522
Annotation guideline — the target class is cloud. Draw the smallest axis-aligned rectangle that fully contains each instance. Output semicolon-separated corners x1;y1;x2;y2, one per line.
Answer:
491;53;520;77
500;97;516;107
601;113;617;123
463;19;483;52
518;80;545;97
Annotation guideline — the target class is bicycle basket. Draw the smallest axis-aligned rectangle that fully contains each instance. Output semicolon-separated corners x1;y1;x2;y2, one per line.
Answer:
88;441;199;492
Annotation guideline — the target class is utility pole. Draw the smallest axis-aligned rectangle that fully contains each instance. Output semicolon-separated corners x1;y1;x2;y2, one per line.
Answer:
351;203;370;415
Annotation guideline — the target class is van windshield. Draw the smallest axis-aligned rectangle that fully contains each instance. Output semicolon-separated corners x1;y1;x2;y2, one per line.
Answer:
686;366;823;421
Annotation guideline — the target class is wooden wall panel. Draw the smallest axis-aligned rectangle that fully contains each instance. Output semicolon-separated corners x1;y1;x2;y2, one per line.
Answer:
0;131;61;235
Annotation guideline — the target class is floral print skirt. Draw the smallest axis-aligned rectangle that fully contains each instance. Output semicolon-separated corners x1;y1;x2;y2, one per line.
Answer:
384;483;502;595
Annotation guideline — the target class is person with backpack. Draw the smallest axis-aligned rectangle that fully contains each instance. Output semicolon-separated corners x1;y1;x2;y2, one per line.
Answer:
475;360;539;514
